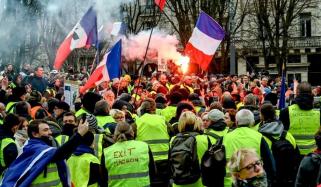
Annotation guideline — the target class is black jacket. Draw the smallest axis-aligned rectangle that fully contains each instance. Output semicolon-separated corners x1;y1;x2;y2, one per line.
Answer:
295;152;321;187
26;76;49;94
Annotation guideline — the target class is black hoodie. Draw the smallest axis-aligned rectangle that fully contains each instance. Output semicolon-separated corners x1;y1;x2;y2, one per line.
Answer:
279;94;316;130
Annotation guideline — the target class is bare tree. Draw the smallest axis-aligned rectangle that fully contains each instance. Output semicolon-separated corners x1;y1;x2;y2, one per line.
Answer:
122;0;160;34
164;0;250;73
252;0;318;74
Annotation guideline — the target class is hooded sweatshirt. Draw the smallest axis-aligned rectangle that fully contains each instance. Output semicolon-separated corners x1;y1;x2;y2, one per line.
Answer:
258;120;297;149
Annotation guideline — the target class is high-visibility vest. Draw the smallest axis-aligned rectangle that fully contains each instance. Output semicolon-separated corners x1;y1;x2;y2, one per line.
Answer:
75;108;89;118
93;134;104;162
5;102;16;114
55;135;69;147
67;153;100;187
251;122;261;131
275;109;280;118
204;128;228;144
135;113;170;161
155;108;163;115
104;140;150;187
288;104;320;155
223;127;262;187
160;105;177;123
170;133;208;187
0;138;15;168
95;115;115;128
31;163;62;187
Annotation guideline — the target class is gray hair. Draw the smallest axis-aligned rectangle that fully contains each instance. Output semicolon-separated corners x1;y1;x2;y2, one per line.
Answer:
236;109;255;126
243;93;257;106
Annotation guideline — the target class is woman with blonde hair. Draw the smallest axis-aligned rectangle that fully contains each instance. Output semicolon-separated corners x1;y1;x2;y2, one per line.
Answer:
228;148;267;187
102;122;156;187
109;109;125;123
169;111;208;187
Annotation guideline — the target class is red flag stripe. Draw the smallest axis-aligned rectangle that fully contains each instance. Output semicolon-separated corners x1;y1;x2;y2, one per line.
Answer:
185;43;213;71
154;0;166;11
53;35;72;70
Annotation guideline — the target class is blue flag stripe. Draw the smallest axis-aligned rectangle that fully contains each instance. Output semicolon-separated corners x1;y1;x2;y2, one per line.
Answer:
106;40;122;80
196;11;225;40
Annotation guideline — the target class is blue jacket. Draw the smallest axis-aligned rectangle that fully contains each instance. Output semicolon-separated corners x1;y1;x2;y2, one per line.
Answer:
0;139;70;187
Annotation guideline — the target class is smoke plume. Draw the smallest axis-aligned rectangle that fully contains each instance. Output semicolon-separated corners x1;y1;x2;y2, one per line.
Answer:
122;29;182;63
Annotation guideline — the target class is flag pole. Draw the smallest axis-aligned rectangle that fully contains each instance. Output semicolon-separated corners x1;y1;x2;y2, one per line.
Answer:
133;5;163;104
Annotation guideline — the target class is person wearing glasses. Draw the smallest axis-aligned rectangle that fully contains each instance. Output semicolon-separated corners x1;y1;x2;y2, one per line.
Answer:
223;109;276;186
228;148;267;187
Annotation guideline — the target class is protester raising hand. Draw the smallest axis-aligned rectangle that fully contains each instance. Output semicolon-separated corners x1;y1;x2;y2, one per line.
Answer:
78;116;89;136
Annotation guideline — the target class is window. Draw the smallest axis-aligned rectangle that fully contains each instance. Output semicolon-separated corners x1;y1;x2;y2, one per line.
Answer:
288;73;301;84
288;55;300;63
300;13;311;37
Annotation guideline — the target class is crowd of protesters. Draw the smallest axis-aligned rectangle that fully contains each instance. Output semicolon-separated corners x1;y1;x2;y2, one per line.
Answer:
0;62;320;187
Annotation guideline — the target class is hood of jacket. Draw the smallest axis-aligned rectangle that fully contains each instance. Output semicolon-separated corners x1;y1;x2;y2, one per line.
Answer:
258;120;284;136
294;94;314;110
208;119;227;131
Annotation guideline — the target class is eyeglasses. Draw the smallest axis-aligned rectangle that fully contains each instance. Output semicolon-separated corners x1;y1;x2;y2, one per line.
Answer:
238;160;263;172
115;116;125;120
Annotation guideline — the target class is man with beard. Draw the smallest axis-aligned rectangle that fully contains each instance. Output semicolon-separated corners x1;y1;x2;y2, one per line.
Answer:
55;112;77;146
0;118;89;187
158;73;170;92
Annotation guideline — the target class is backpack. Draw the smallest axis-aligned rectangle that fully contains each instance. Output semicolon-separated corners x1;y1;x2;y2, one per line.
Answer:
265;130;301;186
201;132;226;187
313;153;321;187
169;132;201;185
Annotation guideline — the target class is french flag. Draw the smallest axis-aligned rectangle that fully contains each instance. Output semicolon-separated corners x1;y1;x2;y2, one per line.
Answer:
110;22;126;36
154;0;166;11
79;40;122;94
54;6;98;70
184;11;225;70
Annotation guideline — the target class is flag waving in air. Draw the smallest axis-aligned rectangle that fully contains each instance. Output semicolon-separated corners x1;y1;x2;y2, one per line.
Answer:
185;11;225;71
54;6;98;70
154;0;166;11
79;40;122;94
278;62;286;109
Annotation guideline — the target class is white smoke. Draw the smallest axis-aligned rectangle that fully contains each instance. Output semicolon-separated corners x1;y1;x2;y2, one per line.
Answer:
122;29;182;63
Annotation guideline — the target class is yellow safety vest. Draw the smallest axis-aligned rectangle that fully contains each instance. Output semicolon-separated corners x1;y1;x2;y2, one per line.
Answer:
204;128;228;144
5;102;16;114
275;109;280;119
104;140;150;187
55;135;69;147
67;153;100;187
93;134;104;162
223;127;262;187
75;108;89;118
160;105;177;123
170;133;208;187
95;115;115;128
288;104;320;155
251;122;261;131
31;163;62;187
135;113;170;161
0;138;15;168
